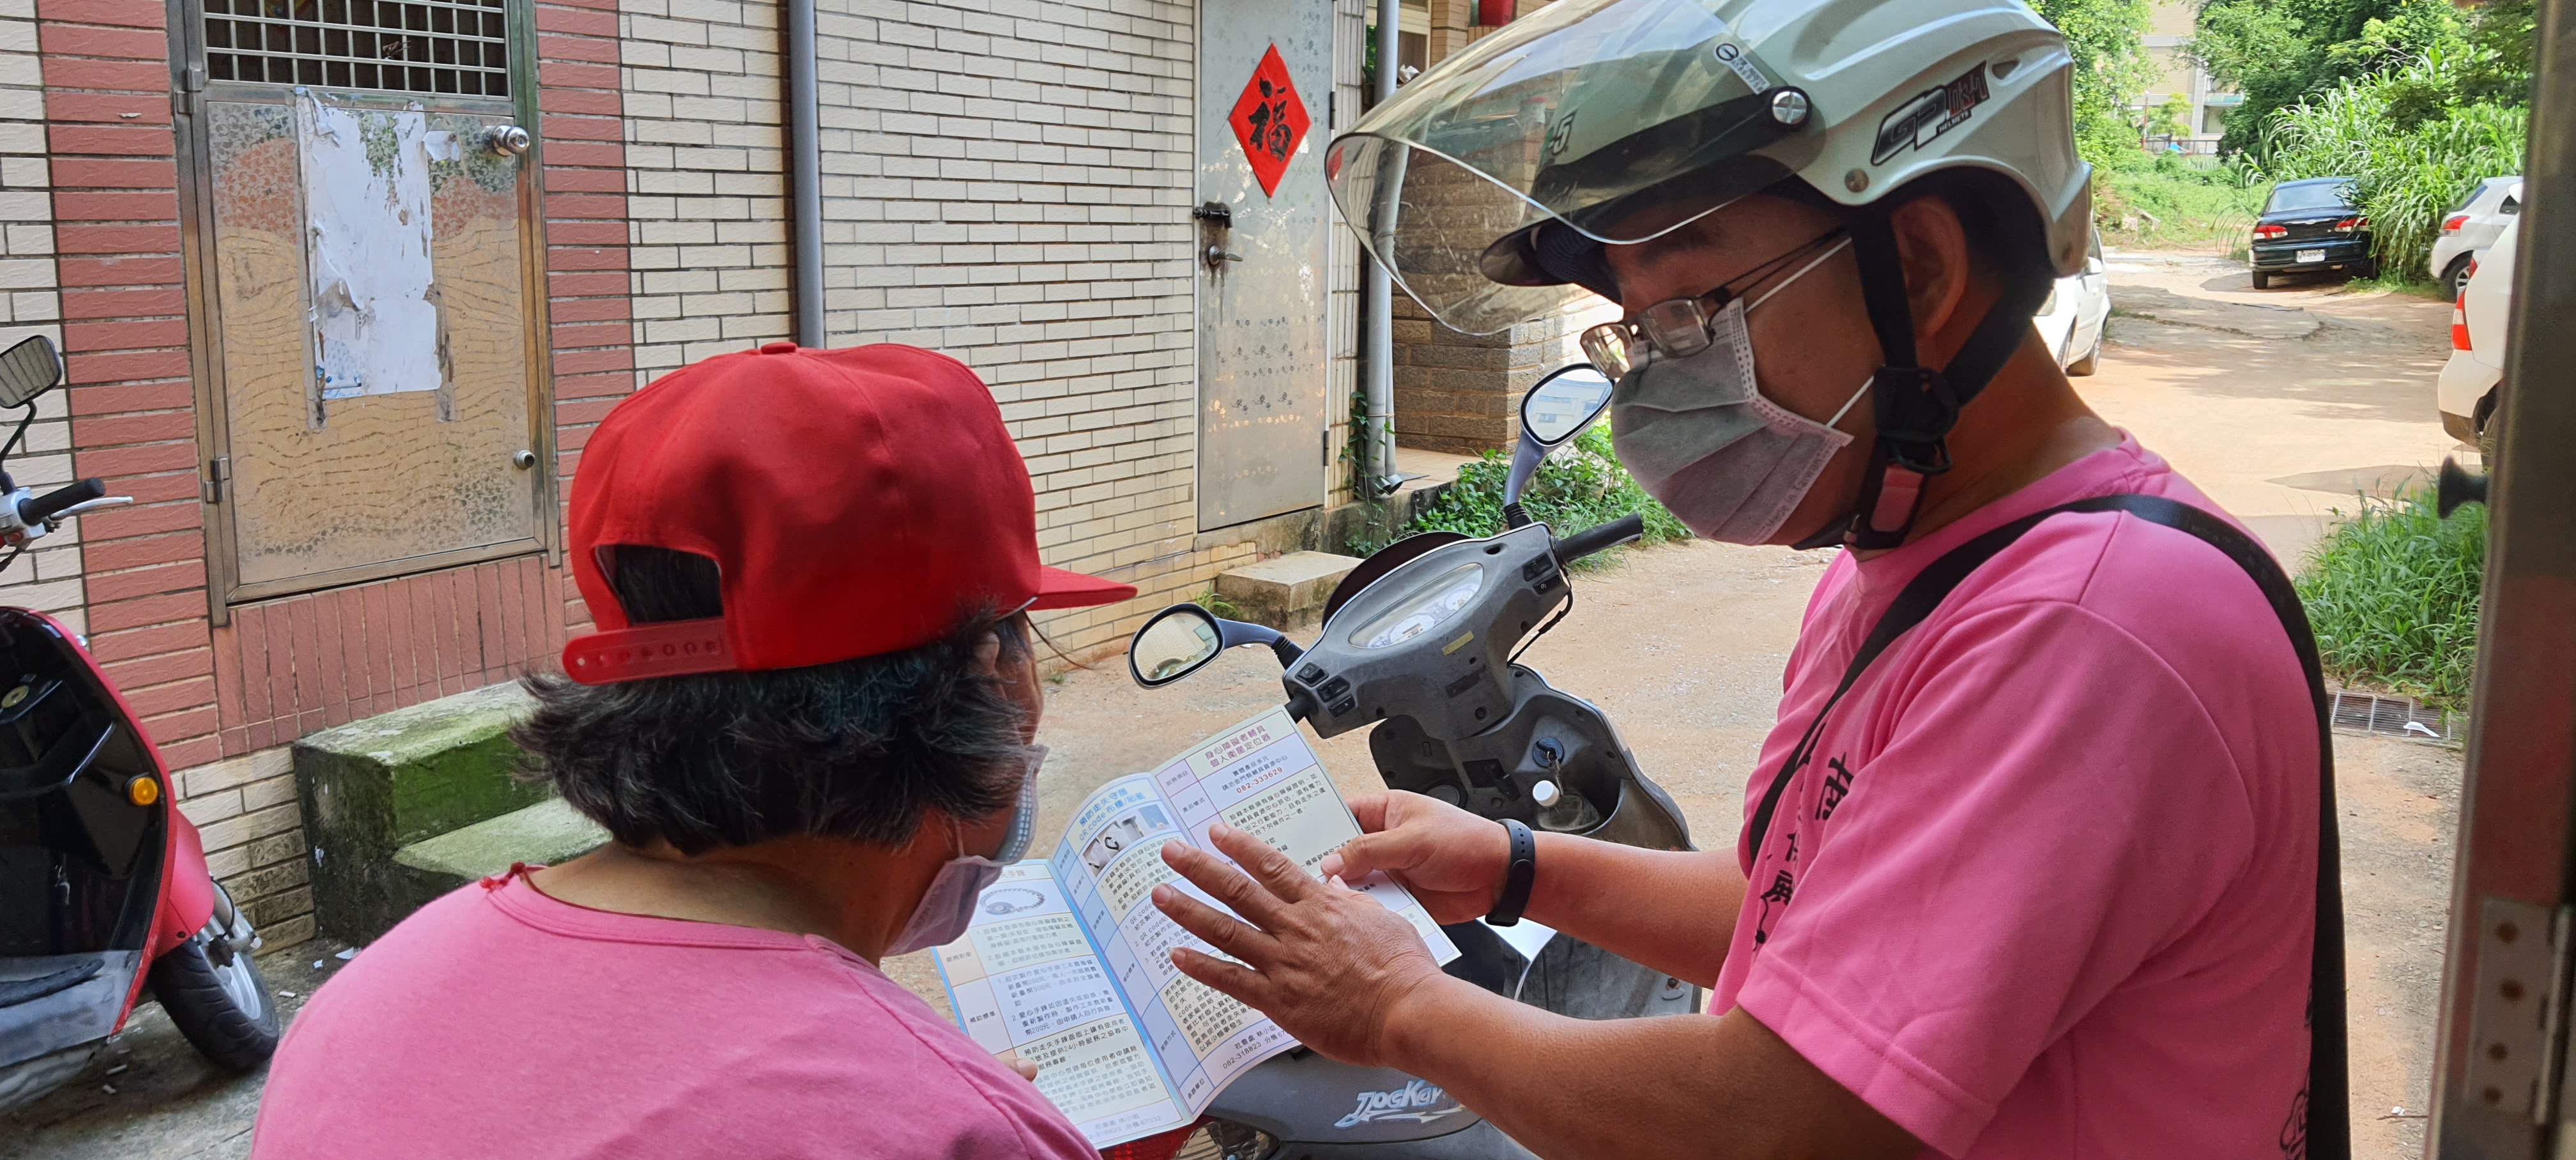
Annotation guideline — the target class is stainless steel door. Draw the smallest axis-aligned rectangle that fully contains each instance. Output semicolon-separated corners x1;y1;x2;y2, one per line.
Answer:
1195;0;1335;530
178;0;549;604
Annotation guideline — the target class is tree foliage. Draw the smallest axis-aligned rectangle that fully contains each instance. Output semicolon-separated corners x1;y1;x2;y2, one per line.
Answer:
2027;0;2158;164
2195;0;2534;155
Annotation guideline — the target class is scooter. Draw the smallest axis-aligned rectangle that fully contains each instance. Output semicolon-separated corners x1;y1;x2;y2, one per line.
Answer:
0;334;278;1111
1112;365;1694;1160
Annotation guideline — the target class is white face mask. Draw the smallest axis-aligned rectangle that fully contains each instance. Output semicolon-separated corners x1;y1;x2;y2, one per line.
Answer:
1609;240;1870;544
885;745;1045;956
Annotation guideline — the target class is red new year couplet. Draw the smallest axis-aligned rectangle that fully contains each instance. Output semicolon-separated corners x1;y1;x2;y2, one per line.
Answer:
1229;45;1310;198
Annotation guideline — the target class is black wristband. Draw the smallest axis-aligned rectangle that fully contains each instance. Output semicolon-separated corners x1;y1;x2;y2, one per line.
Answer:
1486;818;1537;927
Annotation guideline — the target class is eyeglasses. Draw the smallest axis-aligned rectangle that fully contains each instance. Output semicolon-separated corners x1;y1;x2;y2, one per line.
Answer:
1578;227;1850;381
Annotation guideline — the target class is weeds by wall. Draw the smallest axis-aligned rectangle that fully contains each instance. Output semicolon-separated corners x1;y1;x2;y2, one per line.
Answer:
2296;487;2485;705
1405;427;1689;557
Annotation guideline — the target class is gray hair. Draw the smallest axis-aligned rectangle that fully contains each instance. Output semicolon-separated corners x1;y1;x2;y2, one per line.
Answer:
514;546;1032;855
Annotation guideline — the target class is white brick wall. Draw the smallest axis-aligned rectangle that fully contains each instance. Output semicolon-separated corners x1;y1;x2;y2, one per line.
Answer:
808;0;1228;655
617;0;1369;658
0;0;85;636
622;0;797;378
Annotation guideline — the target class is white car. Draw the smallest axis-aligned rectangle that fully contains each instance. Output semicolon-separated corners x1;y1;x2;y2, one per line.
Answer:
2438;214;2515;445
2034;230;2110;375
2429;176;2521;297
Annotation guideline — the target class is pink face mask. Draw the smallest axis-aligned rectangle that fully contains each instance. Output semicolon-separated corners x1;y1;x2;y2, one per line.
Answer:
885;745;1045;956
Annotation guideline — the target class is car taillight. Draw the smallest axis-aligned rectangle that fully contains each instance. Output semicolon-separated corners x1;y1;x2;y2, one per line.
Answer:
2441;214;2472;234
2453;261;2476;351
2253;224;2288;240
2333;217;2366;233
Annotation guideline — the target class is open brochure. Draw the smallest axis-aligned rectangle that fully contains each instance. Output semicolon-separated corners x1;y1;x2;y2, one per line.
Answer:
933;706;1462;1147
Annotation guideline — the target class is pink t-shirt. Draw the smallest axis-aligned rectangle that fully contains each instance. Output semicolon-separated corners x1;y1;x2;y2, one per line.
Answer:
1712;436;2319;1158
250;872;1096;1160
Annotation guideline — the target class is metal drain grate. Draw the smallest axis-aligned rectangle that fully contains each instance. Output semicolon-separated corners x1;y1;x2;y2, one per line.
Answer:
203;0;513;98
2328;687;2461;745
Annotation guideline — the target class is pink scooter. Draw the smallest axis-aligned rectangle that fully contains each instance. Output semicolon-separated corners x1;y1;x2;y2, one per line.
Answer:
0;334;276;1110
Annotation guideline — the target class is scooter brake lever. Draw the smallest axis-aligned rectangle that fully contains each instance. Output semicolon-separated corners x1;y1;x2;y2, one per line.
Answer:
51;496;132;519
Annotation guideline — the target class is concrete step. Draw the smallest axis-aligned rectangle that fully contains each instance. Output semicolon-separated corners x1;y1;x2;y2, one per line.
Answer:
1216;551;1363;629
296;682;549;943
394;797;608;899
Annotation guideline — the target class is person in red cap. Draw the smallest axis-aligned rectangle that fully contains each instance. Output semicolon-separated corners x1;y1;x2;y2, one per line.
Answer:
252;344;1134;1159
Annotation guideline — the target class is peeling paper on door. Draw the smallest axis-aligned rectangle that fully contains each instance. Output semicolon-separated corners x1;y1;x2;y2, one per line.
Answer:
295;95;440;401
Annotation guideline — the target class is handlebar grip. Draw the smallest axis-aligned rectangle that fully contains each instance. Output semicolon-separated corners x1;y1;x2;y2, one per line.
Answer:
19;478;103;526
1554;514;1645;565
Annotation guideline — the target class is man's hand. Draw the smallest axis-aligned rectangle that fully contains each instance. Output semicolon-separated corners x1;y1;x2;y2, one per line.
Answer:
1153;822;1449;1068
1317;790;1509;925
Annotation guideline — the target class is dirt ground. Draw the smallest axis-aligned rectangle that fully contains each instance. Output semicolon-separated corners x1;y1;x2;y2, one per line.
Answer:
1;253;2469;1157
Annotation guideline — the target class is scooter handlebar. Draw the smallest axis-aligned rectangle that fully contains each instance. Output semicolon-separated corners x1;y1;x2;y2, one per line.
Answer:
19;478;103;526
1553;514;1644;566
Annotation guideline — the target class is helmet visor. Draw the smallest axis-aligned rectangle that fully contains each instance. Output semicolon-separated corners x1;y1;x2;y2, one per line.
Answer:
1326;0;1813;334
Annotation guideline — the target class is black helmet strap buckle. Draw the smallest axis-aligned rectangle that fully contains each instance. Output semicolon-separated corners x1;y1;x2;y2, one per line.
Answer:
1803;199;2053;551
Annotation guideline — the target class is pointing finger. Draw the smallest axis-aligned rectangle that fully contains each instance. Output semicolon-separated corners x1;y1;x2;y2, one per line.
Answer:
1207;823;1317;904
1151;882;1280;966
1163;836;1292;929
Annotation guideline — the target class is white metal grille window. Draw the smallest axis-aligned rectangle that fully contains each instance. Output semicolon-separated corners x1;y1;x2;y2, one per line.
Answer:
203;0;512;98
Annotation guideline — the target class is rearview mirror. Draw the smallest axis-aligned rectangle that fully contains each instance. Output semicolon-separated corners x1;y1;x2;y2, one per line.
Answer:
1503;363;1616;523
1130;604;1223;688
1126;602;1302;688
0;335;63;411
1520;363;1613;448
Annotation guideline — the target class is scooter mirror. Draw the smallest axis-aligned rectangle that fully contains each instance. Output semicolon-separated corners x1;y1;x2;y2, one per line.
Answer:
1504;363;1616;521
1129;604;1223;688
1519;363;1613;448
0;335;63;411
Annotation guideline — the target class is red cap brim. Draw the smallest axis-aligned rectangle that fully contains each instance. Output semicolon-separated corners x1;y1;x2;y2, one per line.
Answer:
1027;565;1137;611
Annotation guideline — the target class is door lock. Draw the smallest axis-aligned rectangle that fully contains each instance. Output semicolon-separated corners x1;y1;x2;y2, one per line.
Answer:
1195;201;1237;271
480;125;531;157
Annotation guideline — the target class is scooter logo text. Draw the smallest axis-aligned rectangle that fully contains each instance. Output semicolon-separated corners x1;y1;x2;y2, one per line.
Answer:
1333;1079;1468;1129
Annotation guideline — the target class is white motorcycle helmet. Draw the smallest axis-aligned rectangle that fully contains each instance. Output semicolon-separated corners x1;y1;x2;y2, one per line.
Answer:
1325;0;2092;547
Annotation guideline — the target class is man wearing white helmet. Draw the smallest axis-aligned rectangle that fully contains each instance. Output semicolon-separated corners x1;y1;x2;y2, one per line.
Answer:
1141;1;2345;1157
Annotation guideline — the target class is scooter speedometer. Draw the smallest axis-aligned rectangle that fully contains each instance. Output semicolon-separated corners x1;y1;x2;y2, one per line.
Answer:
1349;562;1485;650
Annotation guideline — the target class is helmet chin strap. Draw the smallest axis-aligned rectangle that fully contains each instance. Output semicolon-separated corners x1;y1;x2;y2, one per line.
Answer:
1790;202;2055;551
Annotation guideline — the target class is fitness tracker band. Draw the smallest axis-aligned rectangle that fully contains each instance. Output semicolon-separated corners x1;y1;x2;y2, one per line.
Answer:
1486;818;1537;927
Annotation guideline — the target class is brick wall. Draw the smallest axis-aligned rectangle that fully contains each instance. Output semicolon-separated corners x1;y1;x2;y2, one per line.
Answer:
20;0;632;951
542;0;641;634
806;0;1259;658
0;0;80;629
619;0;793;381
1391;293;1611;454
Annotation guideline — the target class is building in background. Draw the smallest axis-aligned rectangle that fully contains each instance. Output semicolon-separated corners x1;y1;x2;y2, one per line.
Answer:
9;0;1390;952
2136;0;2239;155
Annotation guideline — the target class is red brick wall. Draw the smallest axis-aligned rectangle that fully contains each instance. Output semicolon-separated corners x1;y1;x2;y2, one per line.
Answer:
35;0;631;943
39;0;215;768
535;0;632;634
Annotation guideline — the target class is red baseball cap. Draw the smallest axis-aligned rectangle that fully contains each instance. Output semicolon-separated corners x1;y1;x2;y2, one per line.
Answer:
560;342;1136;685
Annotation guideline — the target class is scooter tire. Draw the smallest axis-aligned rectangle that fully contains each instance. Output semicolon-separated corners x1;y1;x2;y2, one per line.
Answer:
148;919;279;1072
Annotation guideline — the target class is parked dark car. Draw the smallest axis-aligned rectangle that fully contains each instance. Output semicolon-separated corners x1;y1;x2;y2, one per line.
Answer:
2250;177;2374;289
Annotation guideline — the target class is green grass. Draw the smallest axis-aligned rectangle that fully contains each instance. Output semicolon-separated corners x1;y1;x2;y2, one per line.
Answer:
1404;427;1690;562
2092;153;2273;254
2296;485;2485;705
2339;271;2455;301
